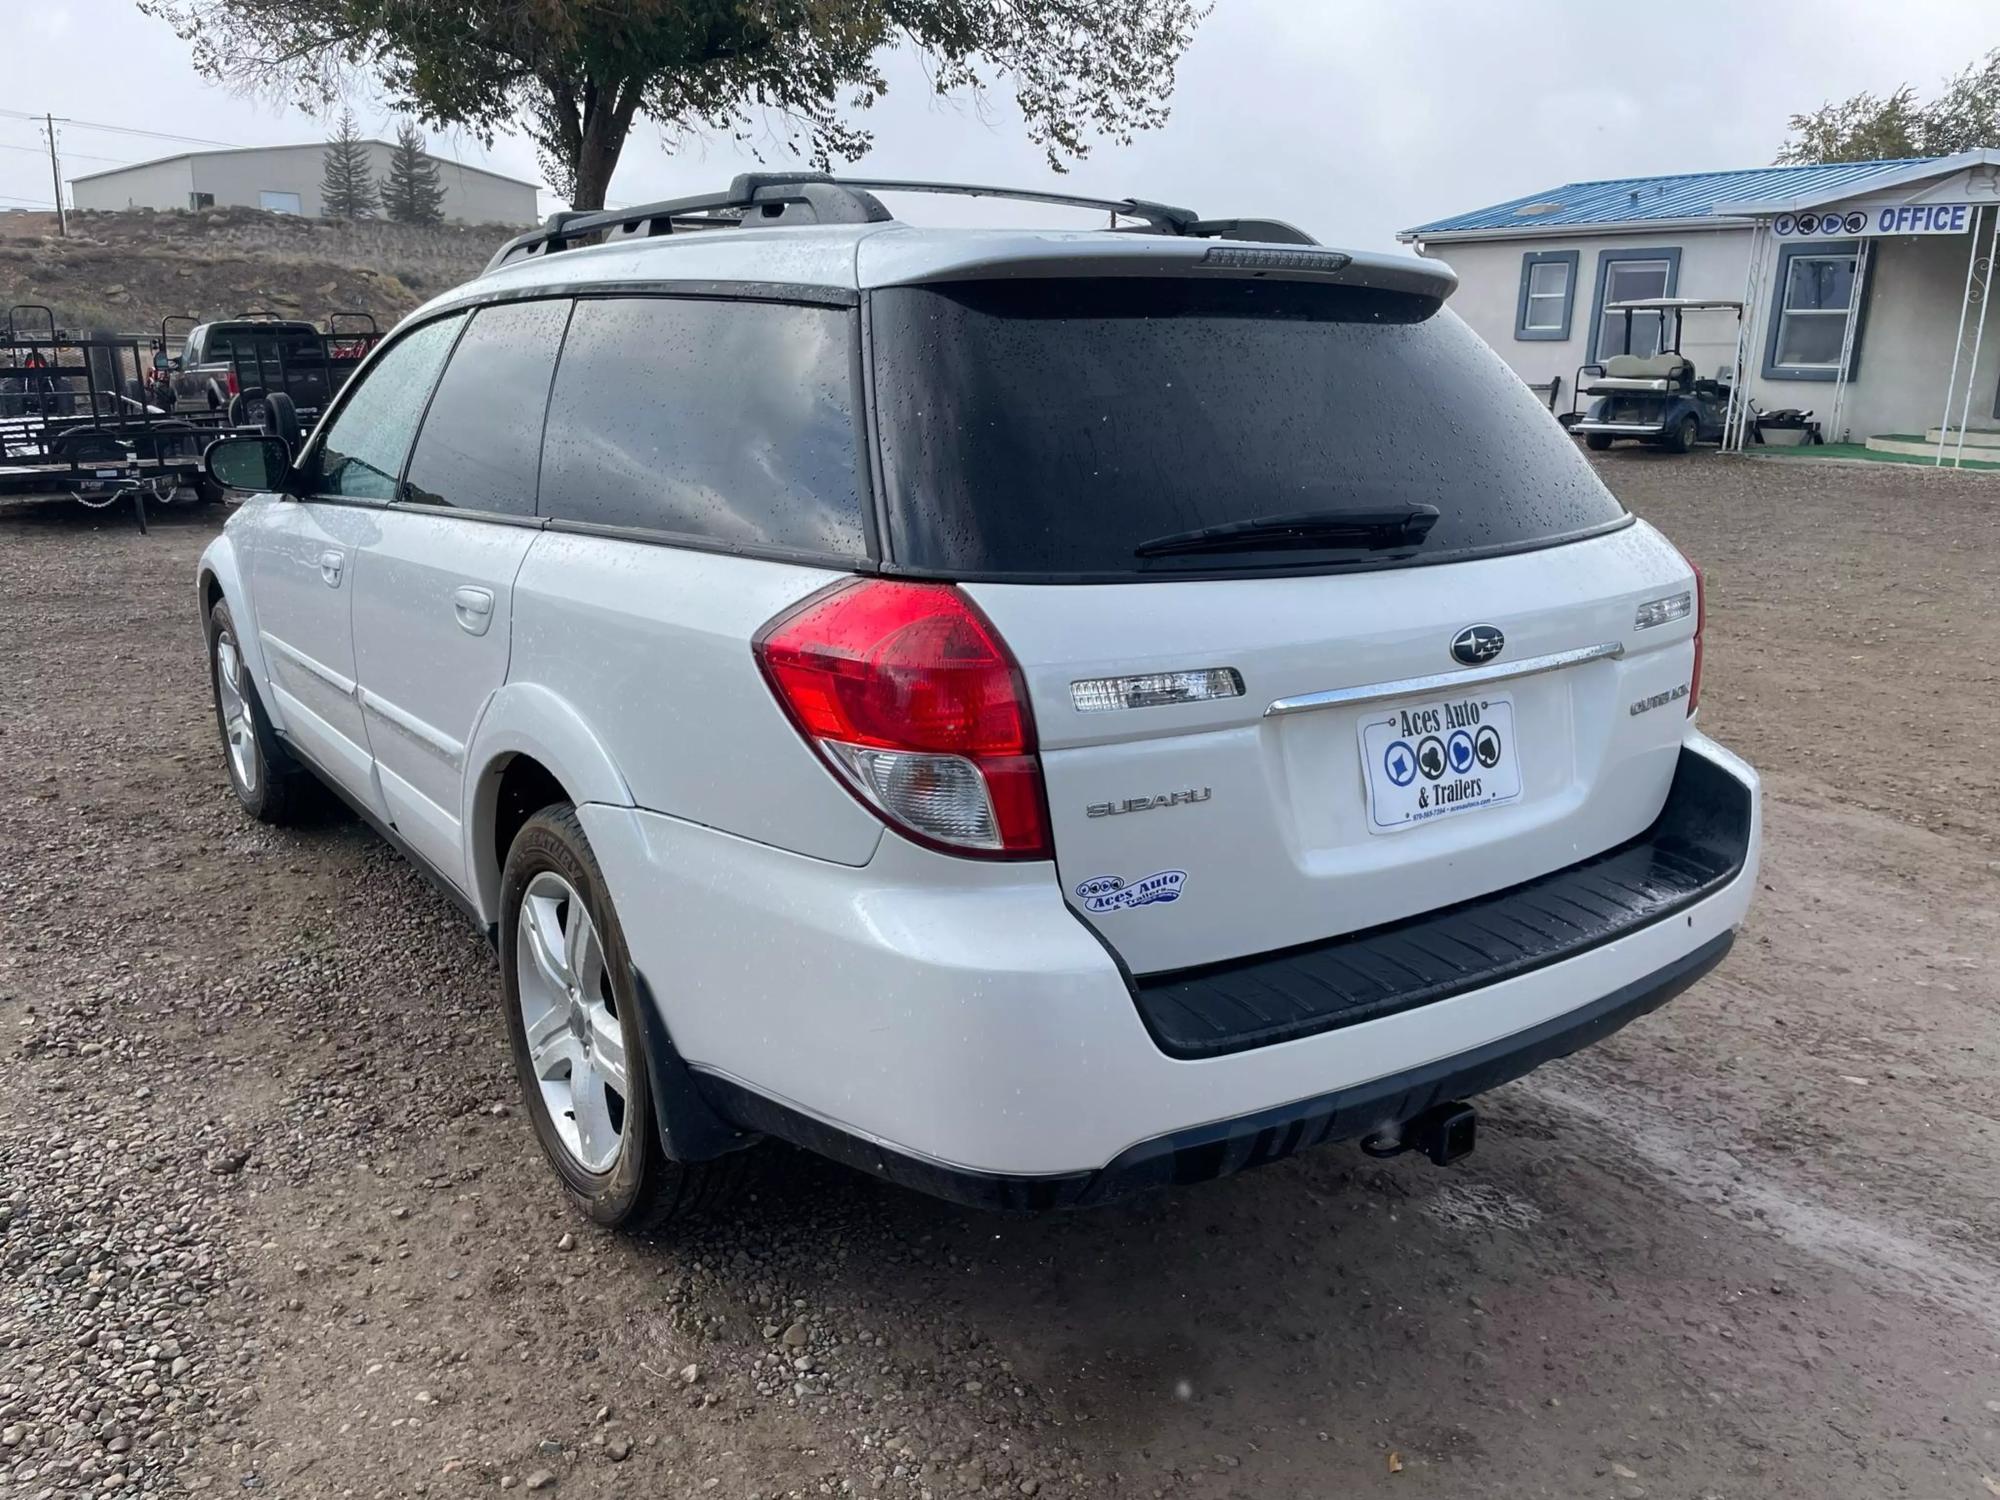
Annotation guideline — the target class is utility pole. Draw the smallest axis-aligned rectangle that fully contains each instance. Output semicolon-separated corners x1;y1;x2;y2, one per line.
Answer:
44;113;66;236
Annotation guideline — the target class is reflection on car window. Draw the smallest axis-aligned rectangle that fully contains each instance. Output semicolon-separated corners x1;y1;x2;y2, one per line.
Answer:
401;300;570;515
871;279;1627;578
538;297;865;556
314;314;464;501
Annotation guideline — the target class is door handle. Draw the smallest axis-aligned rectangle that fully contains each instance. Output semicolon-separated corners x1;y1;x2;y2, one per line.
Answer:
318;549;344;588
452;585;495;636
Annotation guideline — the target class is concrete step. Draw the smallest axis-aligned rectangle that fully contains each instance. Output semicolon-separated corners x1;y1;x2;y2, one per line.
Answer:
1867;435;1940;458
1922;426;2000;449
1866;432;2000;461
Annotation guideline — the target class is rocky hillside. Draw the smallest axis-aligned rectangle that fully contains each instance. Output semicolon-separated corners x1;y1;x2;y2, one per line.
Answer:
0;206;520;338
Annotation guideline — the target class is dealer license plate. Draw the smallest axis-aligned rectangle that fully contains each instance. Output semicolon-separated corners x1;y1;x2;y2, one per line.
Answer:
1358;693;1522;834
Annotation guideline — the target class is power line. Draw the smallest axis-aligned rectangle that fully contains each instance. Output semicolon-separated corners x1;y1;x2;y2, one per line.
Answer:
0;192;58;207
0;140;132;166
0;107;242;150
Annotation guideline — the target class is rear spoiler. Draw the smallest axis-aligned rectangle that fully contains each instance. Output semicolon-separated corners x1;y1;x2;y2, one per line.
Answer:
855;236;1458;305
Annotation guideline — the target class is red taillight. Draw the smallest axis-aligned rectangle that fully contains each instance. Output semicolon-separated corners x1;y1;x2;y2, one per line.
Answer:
754;580;1052;859
225;370;239;397
1687;560;1705;716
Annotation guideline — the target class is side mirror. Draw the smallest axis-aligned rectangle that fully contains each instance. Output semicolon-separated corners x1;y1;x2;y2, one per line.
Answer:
152;350;172;372
203;434;294;494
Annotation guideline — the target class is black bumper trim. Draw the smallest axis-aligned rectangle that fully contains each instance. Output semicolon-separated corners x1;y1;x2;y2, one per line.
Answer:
694;927;1735;1212
1129;747;1753;1058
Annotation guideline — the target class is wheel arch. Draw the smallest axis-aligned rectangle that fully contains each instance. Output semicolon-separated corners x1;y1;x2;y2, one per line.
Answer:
196;533;283;732
464;682;634;926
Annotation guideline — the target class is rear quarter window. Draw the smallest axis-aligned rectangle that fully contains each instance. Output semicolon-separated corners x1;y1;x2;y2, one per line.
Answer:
537;296;866;558
869;277;1627;579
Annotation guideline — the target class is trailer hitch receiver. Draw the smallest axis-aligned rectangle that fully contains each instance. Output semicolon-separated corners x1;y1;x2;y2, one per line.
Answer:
1360;1102;1478;1167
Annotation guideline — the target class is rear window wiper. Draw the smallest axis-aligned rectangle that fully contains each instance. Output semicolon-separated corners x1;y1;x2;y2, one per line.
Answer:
1132;504;1441;559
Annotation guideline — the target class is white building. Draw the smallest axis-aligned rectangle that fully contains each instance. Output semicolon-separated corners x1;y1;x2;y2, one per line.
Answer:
1400;152;2000;448
71;141;538;226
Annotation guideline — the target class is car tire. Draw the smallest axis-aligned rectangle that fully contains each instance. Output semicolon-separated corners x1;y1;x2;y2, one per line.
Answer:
499;803;749;1231
207;599;318;825
228;387;269;430
260;390;301;448
1584;433;1615;452
52;426;125;463
1666;414;1699;454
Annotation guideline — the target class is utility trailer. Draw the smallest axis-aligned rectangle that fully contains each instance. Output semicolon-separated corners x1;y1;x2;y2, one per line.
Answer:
0;305;267;528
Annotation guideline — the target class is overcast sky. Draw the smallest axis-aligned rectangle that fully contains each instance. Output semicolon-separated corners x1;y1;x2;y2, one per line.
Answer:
5;0;1996;250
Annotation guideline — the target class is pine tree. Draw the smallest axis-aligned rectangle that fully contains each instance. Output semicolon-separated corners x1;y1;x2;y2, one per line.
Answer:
319;108;375;220
380;121;446;225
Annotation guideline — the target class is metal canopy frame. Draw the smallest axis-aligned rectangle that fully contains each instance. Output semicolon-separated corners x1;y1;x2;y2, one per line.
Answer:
1600;297;1743;374
1826;239;1871;445
1935;202;2000;467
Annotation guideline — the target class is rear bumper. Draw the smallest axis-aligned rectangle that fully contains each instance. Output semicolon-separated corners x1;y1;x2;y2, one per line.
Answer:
1133;745;1752;1057
697;929;1733;1210
1574;419;1672;435
584;732;1760;1191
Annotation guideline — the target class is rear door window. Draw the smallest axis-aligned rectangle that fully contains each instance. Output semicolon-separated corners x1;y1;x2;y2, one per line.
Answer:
869;278;1627;579
537;296;866;557
400;299;570;515
312;313;465;501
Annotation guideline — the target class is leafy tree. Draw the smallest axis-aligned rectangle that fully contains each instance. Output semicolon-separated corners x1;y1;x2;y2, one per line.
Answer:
379;119;447;223
1778;49;2000;163
319;106;376;219
136;0;1207;212
1922;49;2000;155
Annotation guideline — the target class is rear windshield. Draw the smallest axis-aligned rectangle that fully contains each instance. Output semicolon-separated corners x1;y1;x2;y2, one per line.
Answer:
869;278;1627;579
208;328;325;363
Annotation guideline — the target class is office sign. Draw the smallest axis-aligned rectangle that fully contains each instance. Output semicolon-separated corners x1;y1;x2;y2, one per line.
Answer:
1772;203;1974;239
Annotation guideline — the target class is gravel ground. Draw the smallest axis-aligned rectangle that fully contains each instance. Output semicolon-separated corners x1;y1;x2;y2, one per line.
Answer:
3;451;1998;1499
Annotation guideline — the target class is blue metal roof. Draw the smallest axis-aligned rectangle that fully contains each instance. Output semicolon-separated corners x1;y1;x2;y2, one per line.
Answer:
1403;159;1937;238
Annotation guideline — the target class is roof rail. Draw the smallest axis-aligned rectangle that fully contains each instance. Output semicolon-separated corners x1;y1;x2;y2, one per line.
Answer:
484;172;1315;273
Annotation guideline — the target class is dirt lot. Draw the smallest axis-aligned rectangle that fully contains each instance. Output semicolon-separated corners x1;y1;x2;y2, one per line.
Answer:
3;452;1998;1499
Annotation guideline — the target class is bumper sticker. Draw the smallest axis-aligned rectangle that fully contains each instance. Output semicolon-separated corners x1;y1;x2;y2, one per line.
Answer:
1075;870;1186;914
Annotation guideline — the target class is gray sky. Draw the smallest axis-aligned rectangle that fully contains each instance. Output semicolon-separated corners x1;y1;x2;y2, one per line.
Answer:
5;0;1997;250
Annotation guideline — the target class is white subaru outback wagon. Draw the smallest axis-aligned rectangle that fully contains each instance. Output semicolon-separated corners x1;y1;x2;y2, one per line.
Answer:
196;174;1760;1228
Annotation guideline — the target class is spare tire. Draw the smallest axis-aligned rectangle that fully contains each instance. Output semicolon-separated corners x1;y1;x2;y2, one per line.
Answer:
52;426;127;463
260;390;301;449
228;386;269;430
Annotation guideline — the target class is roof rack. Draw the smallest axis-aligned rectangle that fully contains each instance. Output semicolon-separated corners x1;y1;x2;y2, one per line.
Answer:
484;172;1315;273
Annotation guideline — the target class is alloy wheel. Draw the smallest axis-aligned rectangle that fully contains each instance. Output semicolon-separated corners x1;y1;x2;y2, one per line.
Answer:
515;870;629;1174
214;629;260;795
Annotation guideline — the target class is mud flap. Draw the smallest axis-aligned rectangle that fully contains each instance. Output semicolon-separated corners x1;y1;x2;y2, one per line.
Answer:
628;965;757;1163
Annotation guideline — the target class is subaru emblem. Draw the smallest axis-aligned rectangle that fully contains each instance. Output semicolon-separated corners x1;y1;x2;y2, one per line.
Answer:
1451;624;1504;666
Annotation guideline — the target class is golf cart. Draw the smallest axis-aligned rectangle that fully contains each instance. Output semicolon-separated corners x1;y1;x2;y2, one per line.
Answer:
1571;298;1744;454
